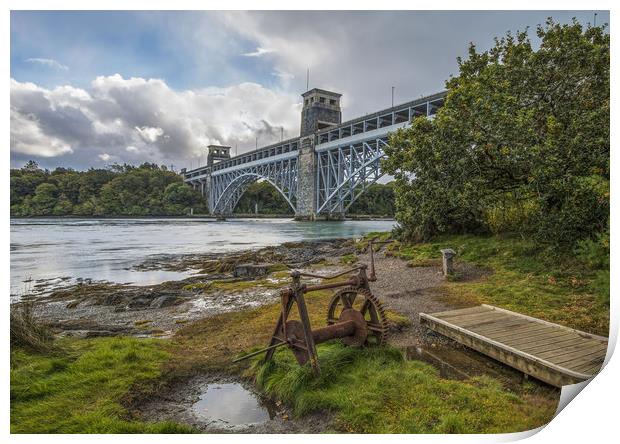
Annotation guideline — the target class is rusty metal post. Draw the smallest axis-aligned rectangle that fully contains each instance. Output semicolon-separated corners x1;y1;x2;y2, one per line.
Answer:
294;289;320;375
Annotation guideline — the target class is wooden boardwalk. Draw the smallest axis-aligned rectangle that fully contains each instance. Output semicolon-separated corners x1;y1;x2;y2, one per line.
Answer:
420;304;608;387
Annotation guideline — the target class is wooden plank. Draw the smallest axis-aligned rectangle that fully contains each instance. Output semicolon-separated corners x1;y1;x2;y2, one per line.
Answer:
481;304;609;341
484;324;560;343
458;314;515;329
431;306;493;319
494;329;576;346
469;318;531;335
479;322;552;340
537;342;608;360
552;348;607;367
437;310;507;326
574;360;606;374
520;337;591;354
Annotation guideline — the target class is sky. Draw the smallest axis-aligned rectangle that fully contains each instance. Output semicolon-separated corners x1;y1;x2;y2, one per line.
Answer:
10;10;610;171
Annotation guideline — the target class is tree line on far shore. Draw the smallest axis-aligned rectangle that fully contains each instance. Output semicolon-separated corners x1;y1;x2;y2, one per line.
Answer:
10;161;205;217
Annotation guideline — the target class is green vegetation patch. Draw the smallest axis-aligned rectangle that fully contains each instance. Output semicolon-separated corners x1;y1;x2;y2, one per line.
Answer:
339;254;359;265
395;234;609;335
253;342;555;433
11;337;194;433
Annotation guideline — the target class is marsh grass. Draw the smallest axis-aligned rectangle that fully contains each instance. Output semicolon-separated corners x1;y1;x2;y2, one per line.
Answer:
10;302;53;352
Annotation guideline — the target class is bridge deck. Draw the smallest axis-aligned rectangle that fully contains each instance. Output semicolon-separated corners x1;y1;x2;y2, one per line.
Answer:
420;304;608;387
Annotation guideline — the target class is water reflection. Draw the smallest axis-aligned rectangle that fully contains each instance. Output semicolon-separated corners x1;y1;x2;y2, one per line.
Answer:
192;383;276;428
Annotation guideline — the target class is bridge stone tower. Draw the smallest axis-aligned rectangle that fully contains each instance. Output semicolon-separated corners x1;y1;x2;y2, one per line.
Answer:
206;145;231;166
296;89;342;220
300;89;342;137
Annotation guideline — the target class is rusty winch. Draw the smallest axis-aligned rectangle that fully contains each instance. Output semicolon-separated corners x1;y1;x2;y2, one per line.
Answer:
234;240;390;375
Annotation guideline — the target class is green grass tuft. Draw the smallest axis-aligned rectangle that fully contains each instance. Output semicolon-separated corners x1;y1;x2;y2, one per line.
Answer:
251;342;555;433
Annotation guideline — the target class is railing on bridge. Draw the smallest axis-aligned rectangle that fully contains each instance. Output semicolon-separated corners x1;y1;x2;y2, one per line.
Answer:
315;92;445;145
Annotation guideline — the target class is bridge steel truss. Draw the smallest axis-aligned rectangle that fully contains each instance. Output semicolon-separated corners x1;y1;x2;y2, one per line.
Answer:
315;137;388;215
209;154;298;214
183;91;446;217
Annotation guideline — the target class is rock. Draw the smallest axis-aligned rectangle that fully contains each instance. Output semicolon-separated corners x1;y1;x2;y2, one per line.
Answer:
150;295;178;309
127;297;151;309
233;263;271;278
101;292;127;306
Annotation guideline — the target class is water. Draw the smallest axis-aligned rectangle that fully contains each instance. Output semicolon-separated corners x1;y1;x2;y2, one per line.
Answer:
192;383;276;428
10;217;395;298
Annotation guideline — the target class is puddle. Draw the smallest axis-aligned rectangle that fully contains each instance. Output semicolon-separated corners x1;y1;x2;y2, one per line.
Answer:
191;383;276;429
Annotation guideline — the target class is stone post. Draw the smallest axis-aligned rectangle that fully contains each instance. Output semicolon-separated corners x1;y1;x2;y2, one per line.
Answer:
294;136;317;220
440;248;456;277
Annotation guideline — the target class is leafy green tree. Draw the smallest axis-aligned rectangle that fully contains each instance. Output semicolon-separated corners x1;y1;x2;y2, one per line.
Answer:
30;183;59;215
235;180;293;215
383;19;609;246
348;183;395;216
10;161;204;217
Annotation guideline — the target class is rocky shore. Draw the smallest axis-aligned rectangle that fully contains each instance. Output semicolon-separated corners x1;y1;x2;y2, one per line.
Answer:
27;239;358;339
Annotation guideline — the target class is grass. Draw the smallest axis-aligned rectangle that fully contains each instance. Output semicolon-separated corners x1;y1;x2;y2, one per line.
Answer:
340;254;359;265
10;337;195;433
392;234;609;335
252;342;556;433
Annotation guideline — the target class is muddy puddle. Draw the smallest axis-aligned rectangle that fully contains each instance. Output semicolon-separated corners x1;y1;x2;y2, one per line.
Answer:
191;383;276;430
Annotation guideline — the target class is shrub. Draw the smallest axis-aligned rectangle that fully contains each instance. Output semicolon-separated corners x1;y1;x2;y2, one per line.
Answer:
10;303;53;352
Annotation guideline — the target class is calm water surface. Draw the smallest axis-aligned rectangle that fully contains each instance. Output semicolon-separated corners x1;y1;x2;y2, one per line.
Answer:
10;218;395;298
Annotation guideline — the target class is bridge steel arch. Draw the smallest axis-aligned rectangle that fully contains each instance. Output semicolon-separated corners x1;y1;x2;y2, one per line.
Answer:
209;156;298;214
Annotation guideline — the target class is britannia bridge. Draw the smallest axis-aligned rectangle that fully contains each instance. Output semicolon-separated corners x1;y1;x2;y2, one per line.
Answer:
182;88;446;220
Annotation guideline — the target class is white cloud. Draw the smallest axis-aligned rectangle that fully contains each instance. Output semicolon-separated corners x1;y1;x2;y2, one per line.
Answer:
241;47;274;57
10;75;300;168
98;153;111;161
135;126;164;143
25;57;69;71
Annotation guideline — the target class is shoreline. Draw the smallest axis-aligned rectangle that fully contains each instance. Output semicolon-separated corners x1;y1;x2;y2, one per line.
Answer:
10;215;396;221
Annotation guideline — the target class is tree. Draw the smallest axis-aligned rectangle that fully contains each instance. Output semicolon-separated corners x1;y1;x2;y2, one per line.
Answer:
383;19;609;246
30;183;59;215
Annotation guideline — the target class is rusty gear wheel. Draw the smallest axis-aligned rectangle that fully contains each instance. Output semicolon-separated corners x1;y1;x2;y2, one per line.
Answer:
326;286;388;345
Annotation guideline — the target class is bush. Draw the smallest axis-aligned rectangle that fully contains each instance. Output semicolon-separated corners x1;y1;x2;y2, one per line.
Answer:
10;303;53;352
383;19;609;247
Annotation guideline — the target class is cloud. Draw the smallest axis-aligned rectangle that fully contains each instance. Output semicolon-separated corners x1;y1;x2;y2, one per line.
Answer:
25;57;69;71
135;126;164;143
241;47;274;57
10;75;301;169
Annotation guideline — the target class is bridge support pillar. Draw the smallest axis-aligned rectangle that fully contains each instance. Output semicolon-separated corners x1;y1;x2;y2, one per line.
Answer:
294;136;318;221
